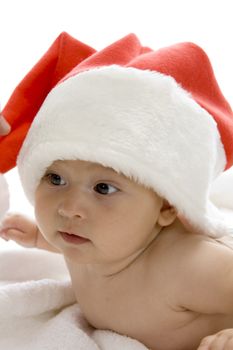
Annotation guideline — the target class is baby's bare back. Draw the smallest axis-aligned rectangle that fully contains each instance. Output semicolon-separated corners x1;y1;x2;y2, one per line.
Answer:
68;226;233;350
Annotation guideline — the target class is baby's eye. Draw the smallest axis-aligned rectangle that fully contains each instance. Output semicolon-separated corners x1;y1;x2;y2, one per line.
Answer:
94;183;118;195
44;173;66;186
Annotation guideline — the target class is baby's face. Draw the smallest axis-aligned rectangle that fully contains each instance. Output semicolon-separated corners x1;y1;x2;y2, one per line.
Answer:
35;159;164;269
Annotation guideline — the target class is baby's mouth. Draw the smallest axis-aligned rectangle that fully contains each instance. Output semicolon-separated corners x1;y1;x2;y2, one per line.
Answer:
58;231;90;245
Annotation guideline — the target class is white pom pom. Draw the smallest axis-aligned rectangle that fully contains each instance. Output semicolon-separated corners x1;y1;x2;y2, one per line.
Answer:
0;174;9;221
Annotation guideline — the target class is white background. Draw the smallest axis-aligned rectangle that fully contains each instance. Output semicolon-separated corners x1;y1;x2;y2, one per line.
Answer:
1;0;233;247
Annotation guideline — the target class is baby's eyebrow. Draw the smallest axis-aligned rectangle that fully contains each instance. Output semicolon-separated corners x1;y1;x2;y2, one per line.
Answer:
85;163;116;175
94;165;121;176
44;165;56;171
44;165;62;174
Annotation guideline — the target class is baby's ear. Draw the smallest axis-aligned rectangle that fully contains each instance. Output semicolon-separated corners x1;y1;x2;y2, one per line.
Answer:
157;200;177;227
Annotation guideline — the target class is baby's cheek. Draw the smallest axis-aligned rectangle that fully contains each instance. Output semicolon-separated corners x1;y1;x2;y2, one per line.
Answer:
34;204;49;233
34;202;43;222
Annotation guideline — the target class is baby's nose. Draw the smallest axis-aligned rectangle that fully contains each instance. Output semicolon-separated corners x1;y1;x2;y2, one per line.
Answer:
58;193;88;219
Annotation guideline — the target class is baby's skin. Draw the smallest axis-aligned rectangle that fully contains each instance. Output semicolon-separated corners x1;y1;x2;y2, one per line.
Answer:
198;329;233;349
1;159;233;350
0;114;11;135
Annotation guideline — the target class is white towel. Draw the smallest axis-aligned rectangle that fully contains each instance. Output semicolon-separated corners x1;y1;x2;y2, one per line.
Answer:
0;248;148;350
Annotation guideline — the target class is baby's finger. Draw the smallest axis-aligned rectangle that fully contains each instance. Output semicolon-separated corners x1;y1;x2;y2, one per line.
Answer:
206;334;228;350
197;335;216;349
0;232;9;241
224;337;233;350
0;228;23;240
1;217;16;230
1;213;34;233
0;228;34;247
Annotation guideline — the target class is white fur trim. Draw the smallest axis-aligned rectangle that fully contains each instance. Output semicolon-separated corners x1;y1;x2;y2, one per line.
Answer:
18;66;227;237
0;174;9;221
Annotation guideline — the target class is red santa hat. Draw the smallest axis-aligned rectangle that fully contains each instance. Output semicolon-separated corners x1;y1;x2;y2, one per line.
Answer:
0;32;233;237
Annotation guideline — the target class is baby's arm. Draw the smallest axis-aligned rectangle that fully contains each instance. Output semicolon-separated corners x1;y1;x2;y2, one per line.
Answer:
171;236;233;315
197;329;233;349
0;213;59;253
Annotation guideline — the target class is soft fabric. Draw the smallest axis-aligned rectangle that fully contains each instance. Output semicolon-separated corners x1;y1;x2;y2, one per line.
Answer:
1;32;233;237
0;248;148;350
0;174;9;221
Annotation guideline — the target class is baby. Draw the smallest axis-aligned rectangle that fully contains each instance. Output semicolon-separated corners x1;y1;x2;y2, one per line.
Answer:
2;159;233;350
1;33;233;350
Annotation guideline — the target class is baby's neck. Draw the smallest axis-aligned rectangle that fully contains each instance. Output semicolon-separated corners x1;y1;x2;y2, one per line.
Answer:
65;219;184;282
65;244;150;282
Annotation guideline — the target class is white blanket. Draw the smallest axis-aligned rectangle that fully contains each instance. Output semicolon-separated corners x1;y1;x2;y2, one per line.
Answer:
0;248;148;350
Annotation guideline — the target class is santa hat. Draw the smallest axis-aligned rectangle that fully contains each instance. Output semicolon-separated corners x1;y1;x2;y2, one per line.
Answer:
1;32;233;237
0;174;9;221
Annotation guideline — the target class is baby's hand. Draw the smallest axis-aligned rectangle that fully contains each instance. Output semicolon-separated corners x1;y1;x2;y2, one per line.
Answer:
197;329;233;349
0;213;38;248
0;114;11;135
0;213;60;253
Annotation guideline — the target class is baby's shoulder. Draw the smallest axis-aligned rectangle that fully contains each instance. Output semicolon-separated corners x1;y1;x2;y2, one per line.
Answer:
155;225;211;251
173;230;215;249
144;228;233;313
147;228;217;275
